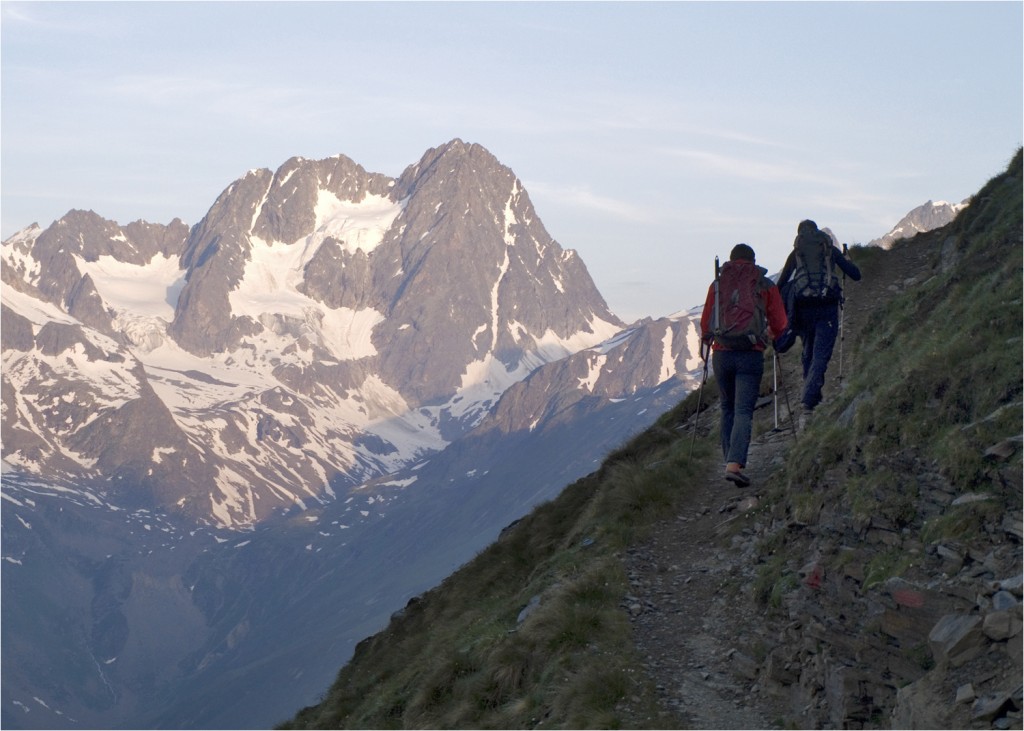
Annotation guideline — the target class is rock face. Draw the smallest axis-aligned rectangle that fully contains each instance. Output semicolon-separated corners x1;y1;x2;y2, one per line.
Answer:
1;139;637;527
753;489;1023;731
167;141;620;402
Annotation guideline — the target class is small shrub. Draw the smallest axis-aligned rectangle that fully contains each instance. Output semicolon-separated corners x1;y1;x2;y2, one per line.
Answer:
921;498;1003;545
753;553;790;607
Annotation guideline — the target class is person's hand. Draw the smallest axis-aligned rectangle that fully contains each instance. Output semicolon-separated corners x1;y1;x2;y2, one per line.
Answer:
774;330;795;353
700;336;712;361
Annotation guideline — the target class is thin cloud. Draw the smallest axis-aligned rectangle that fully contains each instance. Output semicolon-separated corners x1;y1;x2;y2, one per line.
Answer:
1;2;122;34
524;180;652;222
1;3;36;24
661;148;839;187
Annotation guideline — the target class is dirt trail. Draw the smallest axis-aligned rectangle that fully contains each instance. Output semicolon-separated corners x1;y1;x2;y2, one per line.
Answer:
624;418;796;728
624;238;938;728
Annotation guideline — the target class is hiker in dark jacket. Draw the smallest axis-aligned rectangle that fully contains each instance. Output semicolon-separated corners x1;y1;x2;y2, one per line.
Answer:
776;220;861;418
700;244;788;487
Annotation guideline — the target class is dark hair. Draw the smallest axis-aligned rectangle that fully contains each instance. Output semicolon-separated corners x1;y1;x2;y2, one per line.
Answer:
730;243;756;262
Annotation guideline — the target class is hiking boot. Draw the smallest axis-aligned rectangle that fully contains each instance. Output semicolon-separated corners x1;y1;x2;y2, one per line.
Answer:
724;466;751;488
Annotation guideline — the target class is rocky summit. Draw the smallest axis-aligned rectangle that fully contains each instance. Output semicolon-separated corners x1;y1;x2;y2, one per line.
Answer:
868;199;969;250
1;140;636;528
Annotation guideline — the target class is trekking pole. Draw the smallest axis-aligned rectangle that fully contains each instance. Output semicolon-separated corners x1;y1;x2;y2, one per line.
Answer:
689;256;720;458
838;243;848;383
688;343;710;458
773;351;779;429
774;351;798;440
712;255;721;333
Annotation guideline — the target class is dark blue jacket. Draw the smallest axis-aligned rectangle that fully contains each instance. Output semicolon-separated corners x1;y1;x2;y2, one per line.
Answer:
777;245;861;318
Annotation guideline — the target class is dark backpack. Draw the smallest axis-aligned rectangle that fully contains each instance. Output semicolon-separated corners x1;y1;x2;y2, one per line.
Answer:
789;230;839;301
712;259;769;350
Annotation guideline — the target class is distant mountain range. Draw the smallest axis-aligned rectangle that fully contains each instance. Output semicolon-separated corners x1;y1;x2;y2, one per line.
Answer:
2;141;644;528
1;140;711;729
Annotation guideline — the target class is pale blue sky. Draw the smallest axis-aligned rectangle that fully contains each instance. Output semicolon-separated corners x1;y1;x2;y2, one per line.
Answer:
2;1;1021;321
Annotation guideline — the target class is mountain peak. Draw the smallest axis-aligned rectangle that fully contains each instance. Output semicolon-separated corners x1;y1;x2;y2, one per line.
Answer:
869;198;969;249
3;141;625;527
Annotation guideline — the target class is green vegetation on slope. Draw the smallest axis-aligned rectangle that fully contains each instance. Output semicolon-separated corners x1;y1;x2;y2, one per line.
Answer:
281;149;1022;730
281;394;716;729
777;148;1022;540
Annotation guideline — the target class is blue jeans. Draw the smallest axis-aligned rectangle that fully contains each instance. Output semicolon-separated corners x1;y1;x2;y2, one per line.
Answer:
712;350;764;467
791;302;840;410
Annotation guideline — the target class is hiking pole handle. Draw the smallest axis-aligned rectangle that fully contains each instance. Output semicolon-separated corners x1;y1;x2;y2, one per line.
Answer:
840;243;849;299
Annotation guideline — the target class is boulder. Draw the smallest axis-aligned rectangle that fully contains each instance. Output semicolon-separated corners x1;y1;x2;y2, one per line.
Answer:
972;691;1014;722
956;683;976;704
928;614;984;667
997;574;1023;597
982;611;1021;641
825;665;874;726
992;590;1019;611
763;647;798;685
727;649;759;680
892;671;949;729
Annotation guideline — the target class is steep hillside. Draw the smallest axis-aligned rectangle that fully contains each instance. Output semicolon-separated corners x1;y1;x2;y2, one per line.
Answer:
281;149;1021;730
626;147;1023;730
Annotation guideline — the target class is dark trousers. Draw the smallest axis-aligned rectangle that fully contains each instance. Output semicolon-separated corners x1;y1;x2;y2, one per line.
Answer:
791;302;840;410
712;350;764;467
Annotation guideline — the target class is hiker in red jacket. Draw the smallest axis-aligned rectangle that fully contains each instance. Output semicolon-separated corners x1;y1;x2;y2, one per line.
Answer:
700;244;788;487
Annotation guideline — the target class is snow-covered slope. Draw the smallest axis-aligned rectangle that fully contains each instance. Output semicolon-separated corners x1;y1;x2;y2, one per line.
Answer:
1;140;634;528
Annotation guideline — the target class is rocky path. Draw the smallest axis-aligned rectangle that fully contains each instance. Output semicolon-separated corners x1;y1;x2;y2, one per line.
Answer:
624;414;797;729
623;237;944;729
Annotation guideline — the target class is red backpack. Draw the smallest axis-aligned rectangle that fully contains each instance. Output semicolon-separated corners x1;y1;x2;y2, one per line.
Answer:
711;258;769;350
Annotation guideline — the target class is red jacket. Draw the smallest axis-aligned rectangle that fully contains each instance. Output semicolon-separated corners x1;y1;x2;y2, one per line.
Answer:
699;261;788;352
